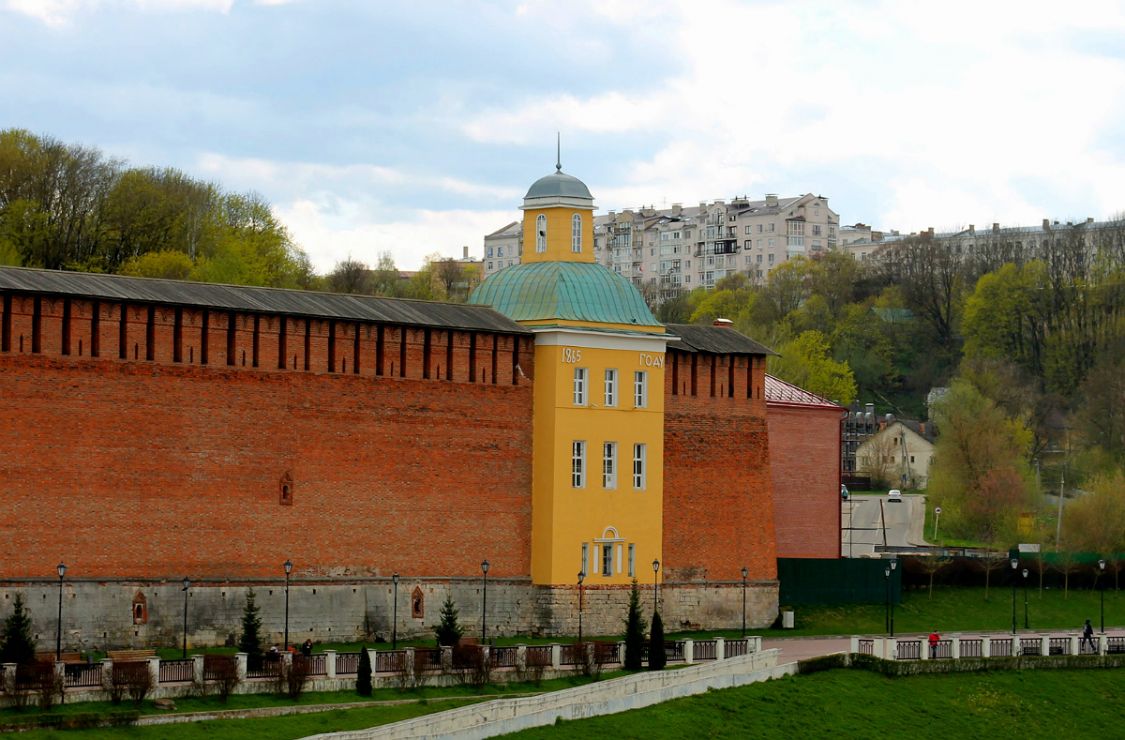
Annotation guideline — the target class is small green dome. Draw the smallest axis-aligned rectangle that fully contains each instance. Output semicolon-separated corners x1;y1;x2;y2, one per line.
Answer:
524;170;593;201
469;262;659;328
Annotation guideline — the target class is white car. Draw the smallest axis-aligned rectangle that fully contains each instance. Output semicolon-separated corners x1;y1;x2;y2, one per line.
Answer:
888;489;902;502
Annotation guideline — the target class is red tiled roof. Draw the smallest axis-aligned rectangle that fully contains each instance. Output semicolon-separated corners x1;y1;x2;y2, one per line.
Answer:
764;374;842;410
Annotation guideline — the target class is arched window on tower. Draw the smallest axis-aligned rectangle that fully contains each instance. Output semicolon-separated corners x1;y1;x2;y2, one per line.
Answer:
572;214;582;252
536;214;547;253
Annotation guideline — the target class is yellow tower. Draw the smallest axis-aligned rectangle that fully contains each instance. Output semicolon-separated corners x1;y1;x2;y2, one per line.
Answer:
470;162;668;587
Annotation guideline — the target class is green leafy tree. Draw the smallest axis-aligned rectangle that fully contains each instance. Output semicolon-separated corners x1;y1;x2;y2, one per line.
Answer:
769;330;857;404
356;646;372;696
118;249;194;280
327;257;372;295
370;251;403;297
239;588;264;664
622;580;647;670
648;612;666;671
0;593;36;665
434;595;463;647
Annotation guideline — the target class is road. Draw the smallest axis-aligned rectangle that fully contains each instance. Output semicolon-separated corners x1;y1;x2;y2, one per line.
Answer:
841;493;927;557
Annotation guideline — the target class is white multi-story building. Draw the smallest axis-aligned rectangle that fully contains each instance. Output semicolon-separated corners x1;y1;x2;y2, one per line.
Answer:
484;192;840;299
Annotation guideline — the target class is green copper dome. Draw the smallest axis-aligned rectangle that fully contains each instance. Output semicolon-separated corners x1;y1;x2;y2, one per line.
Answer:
524;170;593;201
469;262;659;328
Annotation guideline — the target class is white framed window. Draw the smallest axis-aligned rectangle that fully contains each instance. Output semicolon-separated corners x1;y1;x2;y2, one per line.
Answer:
572;213;582;252
633;443;647;490
487;246;494;257
602;543;613;576
604;368;618;407
628;544;635;577
572;441;586;488
573;367;588;405
603;441;617;489
634;371;647;408
536;214;547;253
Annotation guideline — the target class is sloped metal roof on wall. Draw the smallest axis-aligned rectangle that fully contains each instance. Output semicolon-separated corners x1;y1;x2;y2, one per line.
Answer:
764;373;842;410
664;323;775;356
0;266;529;334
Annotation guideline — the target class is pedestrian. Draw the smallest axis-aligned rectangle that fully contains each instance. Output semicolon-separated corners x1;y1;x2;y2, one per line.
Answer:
1080;619;1096;653
301;639;313;657
928;629;940;659
268;644;280;661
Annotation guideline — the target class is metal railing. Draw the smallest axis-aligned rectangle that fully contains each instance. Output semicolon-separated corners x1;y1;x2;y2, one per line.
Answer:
989;637;1013;657
666;641;686;663
158;659;193;683
594;642;620;665
246;660;282;679
929;639;953;659
414;648;442;671
960;638;983;658
336;652;361;675
559;644;582;666
1019;637;1042;656
374;650;405;674
1048;637;1070;656
725;639;749;658
695;639;717;660
896;640;921;660
491;646;518;668
305;653;327;676
857;638;874;656
64;664;103;688
1108;637;1125;654
525;645;552;667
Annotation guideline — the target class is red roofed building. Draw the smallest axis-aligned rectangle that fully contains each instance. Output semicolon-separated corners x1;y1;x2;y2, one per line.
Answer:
766;374;844;559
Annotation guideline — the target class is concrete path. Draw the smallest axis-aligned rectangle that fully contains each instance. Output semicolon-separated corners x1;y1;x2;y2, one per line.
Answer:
842;493;928;556
761;637;850;662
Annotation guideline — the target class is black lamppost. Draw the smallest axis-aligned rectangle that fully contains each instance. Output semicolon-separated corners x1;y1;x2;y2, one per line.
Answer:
1022;568;1029;629
283;559;293;652
740;566;749;637
181;577;191;659
577;571;585;645
1098;559;1107;634
1010;557;1019;634
889;559;897;637
651;559;660;615
884;565;891;635
392;573;400;649
481;560;490;644
55;562;66;661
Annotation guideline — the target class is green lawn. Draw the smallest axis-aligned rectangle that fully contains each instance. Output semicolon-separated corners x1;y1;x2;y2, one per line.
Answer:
760;586;1121;637
508;668;1125;739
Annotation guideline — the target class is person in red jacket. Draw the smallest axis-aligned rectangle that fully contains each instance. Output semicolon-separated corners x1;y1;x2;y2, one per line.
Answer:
928;630;940;658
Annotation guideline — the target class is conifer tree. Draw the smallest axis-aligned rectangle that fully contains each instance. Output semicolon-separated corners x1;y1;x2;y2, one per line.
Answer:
239;588;264;663
622;579;647;670
0;594;35;666
356;645;372;696
434;595;464;647
648;611;666;670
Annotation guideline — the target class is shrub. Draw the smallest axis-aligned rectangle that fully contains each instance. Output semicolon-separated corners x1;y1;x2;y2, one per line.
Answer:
33;661;63;711
648;612;666;671
623;579;647;670
283;655;310;700
452;644;491;687
516;647;549;686
356;647;372;696
204;654;240;703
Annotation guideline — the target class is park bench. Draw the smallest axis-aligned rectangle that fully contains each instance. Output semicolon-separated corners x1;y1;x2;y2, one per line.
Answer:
35;651;82;664
107;649;157;663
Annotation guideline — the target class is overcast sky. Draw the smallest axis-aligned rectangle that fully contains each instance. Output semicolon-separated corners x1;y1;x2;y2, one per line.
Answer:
2;0;1124;271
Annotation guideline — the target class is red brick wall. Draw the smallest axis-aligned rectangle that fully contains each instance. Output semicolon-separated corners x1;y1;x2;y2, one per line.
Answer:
0;292;534;581
663;350;777;583
768;404;841;559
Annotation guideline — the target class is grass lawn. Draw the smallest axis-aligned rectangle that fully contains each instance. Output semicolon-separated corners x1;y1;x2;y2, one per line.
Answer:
508;667;1125;739
754;585;1122;637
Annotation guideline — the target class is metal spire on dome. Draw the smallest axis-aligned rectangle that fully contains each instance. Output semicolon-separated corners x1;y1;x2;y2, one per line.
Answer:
556;132;561;172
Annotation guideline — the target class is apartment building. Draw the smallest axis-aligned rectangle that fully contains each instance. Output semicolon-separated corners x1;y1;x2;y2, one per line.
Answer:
484;193;840;298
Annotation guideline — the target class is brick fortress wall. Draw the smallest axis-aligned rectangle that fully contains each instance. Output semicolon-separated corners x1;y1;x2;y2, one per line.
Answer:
662;350;778;591
0;292;535;581
768;404;842;559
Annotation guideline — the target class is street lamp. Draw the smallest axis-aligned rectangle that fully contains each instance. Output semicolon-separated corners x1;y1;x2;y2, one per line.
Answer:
652;559;660;615
181;577;191;659
577;571;585;645
889;560;898;637
933;506;942;543
56;562;66;661
1098;559;1107;634
481;560;490;644
740;566;749;637
392;573;400;649
1022;568;1029;629
1010;557;1019;635
283;559;293;652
